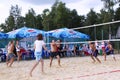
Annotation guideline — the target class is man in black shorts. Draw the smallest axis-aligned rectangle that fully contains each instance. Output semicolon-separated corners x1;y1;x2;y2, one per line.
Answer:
49;40;61;67
89;42;101;63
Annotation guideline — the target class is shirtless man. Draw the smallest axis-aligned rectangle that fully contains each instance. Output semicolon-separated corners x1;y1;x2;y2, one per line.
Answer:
89;42;101;63
49;40;61;67
106;42;116;61
6;40;15;67
56;40;63;57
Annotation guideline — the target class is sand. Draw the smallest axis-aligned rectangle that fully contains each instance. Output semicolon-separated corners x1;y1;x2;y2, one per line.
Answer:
0;54;120;80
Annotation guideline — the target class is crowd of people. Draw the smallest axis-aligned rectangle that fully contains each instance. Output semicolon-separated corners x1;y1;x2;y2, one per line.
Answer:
0;33;117;77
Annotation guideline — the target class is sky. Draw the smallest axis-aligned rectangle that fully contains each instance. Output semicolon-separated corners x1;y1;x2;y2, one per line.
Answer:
0;0;104;24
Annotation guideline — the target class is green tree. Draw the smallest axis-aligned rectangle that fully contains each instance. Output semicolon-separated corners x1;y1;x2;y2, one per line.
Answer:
49;0;59;29
0;24;6;32
68;9;82;29
36;14;43;30
97;9;110;39
42;9;50;31
17;16;25;28
25;8;36;28
54;2;70;28
3;5;22;32
47;1;71;29
114;7;120;34
101;0;119;39
85;9;99;40
5;15;15;32
41;0;85;31
86;9;98;25
115;7;120;23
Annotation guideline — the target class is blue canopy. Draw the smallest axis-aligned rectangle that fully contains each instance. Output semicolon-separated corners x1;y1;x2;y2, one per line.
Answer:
67;30;89;39
46;28;90;40
0;32;8;39
7;27;45;39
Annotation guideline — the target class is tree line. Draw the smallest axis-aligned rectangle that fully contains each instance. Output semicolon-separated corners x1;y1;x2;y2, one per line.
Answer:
0;0;120;40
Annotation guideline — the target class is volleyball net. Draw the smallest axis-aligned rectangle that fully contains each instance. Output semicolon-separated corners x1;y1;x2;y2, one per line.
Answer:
46;20;120;54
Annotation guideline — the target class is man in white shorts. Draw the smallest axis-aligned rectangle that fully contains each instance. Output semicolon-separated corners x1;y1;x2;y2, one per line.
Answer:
29;34;48;77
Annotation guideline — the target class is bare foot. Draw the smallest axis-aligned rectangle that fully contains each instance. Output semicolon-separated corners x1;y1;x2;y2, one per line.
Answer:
29;72;32;77
92;61;95;63
113;57;116;61
41;72;46;75
98;61;101;63
59;64;61;67
104;59;106;61
8;65;12;67
6;62;9;67
114;59;116;61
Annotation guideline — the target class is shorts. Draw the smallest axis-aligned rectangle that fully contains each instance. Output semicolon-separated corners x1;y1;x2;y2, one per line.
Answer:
8;53;15;60
92;49;98;57
84;51;89;55
57;51;62;56
35;52;42;61
106;50;114;55
50;52;59;58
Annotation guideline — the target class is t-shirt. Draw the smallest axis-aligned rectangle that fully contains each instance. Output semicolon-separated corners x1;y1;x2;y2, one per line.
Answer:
34;40;45;52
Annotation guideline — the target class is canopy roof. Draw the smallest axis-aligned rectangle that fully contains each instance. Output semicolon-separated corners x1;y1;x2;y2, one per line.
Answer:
46;28;90;40
7;27;45;39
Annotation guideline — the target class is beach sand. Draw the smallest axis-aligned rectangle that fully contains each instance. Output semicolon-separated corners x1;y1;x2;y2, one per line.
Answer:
0;55;120;80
